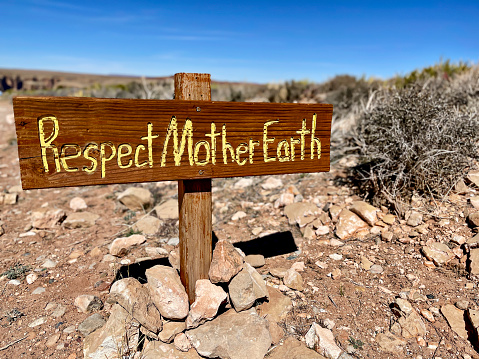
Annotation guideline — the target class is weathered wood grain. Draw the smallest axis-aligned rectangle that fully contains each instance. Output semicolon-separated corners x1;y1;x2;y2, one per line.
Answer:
176;73;213;303
13;96;332;189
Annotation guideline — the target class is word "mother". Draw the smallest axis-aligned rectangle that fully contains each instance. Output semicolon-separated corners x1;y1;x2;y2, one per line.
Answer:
38;115;322;178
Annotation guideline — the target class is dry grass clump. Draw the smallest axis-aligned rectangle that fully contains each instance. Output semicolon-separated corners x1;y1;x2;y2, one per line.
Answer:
352;81;479;207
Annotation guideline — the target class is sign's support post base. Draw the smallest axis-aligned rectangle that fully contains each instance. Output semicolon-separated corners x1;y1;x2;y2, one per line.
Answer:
175;73;213;304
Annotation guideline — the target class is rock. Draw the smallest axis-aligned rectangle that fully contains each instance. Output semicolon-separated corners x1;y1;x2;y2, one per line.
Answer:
208;240;244;283
28;317;47;327
303;226;315;239
52;304;67;318
315;225;330;235
42;259;57;268
186;279;227;329
455;179;469;194
74;295;103;313
32;287;45;295
83;304;139;359
169;250;180;270
46;333;61;348
274;193;295;208
159;321;186;343
392;298;413;316
145;246;169;257
335;210;369;239
467;309;479;337
109;277;163;333
32;208;65;229
117;187;153;211
331;268;342;279
329;253;342;261
283;268;303;291
375;332;406;352
69;197;87;211
69;250;84;259
267;320;284;344
269;267;288;279
132;215;162;235
232;211;247;221
406;211;423;227
78;313;106;337
26;273;38;284
360;256;373;270
305;323;342;359
420;309;435;322
470;196;479;210
398;311;426;338
146;265;189;320
63;211;99;229
468;248;479;275
284;203;321;226
350;201;379;226
268;336;326;359
257;286;293;322
142;340;202;359
245;254;265;268
467;170;479;187
234;178;254;189
291;261;305;272
456;300;470;310
109;234;146;257
261;177;283;190
174;332;192;352
155;199;179;220
421;242;454;266
229;263;269;312
468;212;479;227
4;193;17;205
370;264;383;274
186;309;271;359
382;214;395;225
441;304;468;339
89;247;104;257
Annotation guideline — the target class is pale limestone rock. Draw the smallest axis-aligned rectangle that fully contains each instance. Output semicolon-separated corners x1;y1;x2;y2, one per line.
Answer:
74;295;103;313
283;268;303;291
26;273;38;284
146;265;189;320
232;211;247;221
69;197;87;211
3;193;17;205
229;263;268;312
208;240;244;283
268;336;327;359
78;313;106;337
392;298;413;316
186;279;227;329
350;201;379;226
186;309;271;359
109;277;162;333
274;193;295;208
234;178;254;189
469;212;479;227
441;304;468;339
257;286;292;322
421;242;454;266
335;209;368;239
63;212;99;229
155;199;179;220
174;332;192;352
245;254;265;268
284;202;321;225
32;208;65;229
467;170;479;187
420;309;435;322
375;332;406;352
117;187;153;211
305;323;342;359
360;256;373;270
142;340;201;359
145;246;169;257
132;215;162;235
382;214;395;225
159;321;186;343
269;267;288;279
83;304;139;359
406;211;423;227
46;333;61;348
267;319;284;344
315;225;330;235
469;248;479;275
398;311;426;338
261;177;283;190
470;196;479;210
109;234;146;257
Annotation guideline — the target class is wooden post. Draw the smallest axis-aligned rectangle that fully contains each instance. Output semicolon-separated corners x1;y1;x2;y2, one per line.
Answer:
175;73;212;304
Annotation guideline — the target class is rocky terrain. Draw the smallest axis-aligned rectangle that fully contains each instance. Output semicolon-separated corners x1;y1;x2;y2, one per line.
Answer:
1;79;479;359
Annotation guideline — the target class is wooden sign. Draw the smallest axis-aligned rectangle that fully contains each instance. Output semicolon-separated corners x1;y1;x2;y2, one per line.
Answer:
13;97;332;189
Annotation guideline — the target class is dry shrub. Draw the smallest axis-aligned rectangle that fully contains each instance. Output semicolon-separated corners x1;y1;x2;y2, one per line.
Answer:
353;84;479;206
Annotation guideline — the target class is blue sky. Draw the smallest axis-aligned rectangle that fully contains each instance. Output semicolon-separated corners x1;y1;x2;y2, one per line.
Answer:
1;0;478;83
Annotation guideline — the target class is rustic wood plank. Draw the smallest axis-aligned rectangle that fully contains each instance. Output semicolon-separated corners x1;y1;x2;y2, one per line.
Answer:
13;97;332;189
175;73;212;304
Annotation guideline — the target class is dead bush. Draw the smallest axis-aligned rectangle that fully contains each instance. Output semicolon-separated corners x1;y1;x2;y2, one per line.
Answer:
352;84;479;207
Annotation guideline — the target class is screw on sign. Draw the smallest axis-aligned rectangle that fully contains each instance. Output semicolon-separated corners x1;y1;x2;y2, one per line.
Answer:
13;73;333;302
